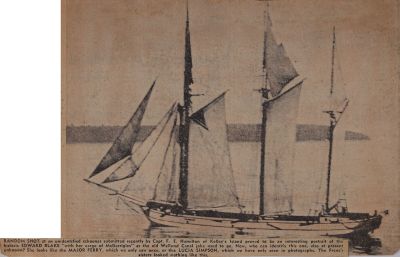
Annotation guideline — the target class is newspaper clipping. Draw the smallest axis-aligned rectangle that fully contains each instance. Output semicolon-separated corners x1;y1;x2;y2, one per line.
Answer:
33;0;400;256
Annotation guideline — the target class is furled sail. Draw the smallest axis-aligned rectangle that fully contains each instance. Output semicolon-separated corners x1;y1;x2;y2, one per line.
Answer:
121;106;178;203
264;13;298;97
186;93;241;210
89;80;156;178
263;83;302;214
103;104;177;183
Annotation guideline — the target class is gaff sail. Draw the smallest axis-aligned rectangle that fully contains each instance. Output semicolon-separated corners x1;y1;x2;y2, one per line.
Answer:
263;83;303;215
186;93;241;210
89;80;156;178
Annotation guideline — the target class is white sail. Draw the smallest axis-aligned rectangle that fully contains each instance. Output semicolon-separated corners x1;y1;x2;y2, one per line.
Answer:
186;93;241;210
263;83;302;214
121;107;178;203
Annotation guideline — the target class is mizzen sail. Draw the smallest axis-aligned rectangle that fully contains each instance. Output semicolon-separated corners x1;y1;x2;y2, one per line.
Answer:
89;80;156;178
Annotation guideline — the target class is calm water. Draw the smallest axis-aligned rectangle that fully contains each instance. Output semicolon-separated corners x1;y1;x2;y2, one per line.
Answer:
64;142;398;255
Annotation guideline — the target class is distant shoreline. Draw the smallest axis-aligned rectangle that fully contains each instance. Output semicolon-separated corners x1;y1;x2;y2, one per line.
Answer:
66;124;369;143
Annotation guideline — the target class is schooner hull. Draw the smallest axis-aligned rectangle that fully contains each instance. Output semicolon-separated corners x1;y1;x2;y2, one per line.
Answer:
147;209;382;237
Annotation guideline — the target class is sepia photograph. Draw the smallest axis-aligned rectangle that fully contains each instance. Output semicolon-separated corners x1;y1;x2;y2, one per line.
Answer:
62;0;399;255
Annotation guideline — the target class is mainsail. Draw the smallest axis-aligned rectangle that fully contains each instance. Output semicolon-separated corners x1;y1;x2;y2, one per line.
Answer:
186;93;241;210
259;6;303;215
89;80;156;178
150;93;241;210
263;84;302;214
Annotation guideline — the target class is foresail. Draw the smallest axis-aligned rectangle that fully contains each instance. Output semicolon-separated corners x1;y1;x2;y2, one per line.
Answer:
264;13;298;97
103;104;177;183
121;107;178;203
264;83;302;214
187;93;241;210
89;80;156;178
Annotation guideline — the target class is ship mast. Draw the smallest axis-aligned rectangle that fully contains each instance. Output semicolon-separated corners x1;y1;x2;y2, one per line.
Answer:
324;26;351;213
178;3;194;209
324;27;336;213
259;3;271;216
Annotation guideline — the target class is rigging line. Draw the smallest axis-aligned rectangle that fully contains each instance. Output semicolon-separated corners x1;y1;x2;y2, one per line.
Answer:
166;127;179;202
117;197;142;215
223;103;243;209
334;38;348;96
121;104;177;193
83;178;146;206
152;115;178;201
313;147;326;212
333;99;349;125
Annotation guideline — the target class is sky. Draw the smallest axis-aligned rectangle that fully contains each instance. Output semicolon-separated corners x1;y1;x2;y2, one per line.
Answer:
65;0;399;140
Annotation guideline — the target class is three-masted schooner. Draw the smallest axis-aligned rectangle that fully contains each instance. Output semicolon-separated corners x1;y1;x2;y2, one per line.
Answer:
85;3;383;237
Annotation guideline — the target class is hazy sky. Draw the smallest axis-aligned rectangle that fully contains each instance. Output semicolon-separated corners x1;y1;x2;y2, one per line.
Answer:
65;0;398;140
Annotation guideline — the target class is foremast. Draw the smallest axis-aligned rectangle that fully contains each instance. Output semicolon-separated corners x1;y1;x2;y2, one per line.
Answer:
178;4;194;209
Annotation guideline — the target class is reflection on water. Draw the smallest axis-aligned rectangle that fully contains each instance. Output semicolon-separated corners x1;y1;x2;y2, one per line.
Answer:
143;225;383;255
348;235;382;255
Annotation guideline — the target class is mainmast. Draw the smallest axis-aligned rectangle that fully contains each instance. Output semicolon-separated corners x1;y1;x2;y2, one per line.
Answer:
178;3;194;209
257;1;301;215
324;26;349;213
258;4;271;216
